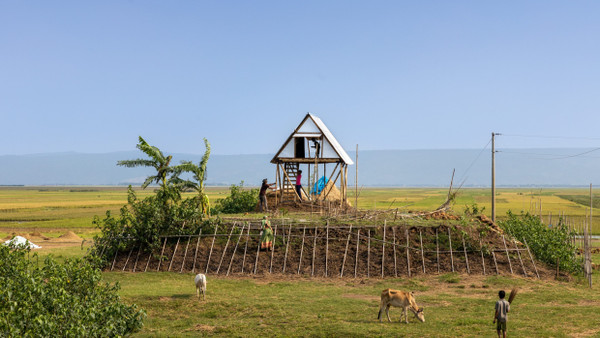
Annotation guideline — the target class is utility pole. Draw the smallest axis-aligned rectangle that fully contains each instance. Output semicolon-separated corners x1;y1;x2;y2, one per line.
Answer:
491;132;500;222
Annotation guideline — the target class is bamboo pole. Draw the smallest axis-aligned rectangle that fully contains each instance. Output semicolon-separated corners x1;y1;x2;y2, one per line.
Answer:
168;237;181;272
448;228;454;272
216;224;236;274
523;239;539;279
282;225;292;273
270;225;278;274
191;228;203;273
367;230;371;278
325;221;329;277
436;228;440;273
241;224;251;273
311;227;318;277
419;230;426;274
355;229;360;278
477;232;485;275
381;221;386;278
253;226;262;275
110;241;120;272
513;239;527;276
144;247;152;273
132;245;142;273
205;224;219;274
157;237;168;272
122;246;134;271
341;225;353;277
462;234;470;274
392;227;398;277
180;233;192;273
298;226;307;274
491;250;499;275
405;229;411;277
227;223;245;276
502;235;514;274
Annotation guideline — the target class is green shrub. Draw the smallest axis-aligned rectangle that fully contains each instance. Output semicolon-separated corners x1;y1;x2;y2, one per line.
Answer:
0;245;145;337
498;211;581;274
213;182;258;214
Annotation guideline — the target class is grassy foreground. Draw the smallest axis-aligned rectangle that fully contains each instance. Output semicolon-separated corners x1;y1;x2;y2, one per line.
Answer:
102;272;600;337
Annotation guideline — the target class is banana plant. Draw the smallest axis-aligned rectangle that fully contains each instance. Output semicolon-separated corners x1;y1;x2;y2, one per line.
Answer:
174;138;211;215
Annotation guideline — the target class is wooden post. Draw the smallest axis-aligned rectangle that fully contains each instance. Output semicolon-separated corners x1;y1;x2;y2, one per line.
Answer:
325;221;329;277
405;229;411;277
392;227;398;277
191;228;203;273
110;239;120;272
477;232;486;276
241;223;250;274
132;245;142;273
122;245;134;271
462;234;470;274
205;224;219;274
270;225;278;274
217;224;236;274
180;234;192;273
491;250;499;275
282;225;292;273
298;226;306;274
355;229;360;278
513;239;527;276
436;228;440;273
523;239;539;279
341;225;353;277
157;237;168;272
448;228;454;272
168;236;181;272
367;230;371;278
144;246;152;273
227;223;245;276
253;225;262;275
381;221;386;278
419;230;426;274
502;235;513;274
311;227;318;277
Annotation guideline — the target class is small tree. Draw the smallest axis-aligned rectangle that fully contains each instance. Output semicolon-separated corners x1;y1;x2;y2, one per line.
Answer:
174;138;211;216
213;182;258;214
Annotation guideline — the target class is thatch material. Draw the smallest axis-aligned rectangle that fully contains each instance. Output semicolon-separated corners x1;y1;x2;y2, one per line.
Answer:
508;287;519;304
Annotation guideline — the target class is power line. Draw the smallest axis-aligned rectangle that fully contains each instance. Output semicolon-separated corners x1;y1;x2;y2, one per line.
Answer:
456;138;491;184
499;147;600;160
502;133;600;141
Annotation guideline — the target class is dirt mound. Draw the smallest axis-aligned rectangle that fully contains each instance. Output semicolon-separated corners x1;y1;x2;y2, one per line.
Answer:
57;231;83;241
29;232;50;240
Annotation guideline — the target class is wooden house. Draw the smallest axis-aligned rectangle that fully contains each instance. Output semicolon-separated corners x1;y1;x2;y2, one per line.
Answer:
270;113;353;205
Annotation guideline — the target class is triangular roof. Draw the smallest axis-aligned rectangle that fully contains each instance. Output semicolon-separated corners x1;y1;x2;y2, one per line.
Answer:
271;113;354;165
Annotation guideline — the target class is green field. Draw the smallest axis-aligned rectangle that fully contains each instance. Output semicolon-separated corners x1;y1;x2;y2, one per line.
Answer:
4;186;600;336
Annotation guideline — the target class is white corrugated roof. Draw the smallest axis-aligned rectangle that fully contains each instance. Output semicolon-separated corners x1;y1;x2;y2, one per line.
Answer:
309;114;354;165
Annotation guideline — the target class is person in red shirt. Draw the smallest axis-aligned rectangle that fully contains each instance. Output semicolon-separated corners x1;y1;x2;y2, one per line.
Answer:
295;170;303;201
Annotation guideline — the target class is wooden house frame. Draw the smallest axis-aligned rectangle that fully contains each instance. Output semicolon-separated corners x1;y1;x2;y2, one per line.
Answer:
270;113;353;205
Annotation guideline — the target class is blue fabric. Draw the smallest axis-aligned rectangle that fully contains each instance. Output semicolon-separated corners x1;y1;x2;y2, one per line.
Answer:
311;176;329;195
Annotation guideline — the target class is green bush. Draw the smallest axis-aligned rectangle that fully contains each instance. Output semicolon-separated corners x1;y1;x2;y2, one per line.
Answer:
0;245;145;337
498;211;581;274
213;182;258;214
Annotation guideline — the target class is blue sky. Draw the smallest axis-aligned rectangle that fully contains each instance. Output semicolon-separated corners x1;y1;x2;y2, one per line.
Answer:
2;1;600;156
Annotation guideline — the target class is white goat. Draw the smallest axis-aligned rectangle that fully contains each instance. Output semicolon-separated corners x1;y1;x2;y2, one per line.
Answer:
194;273;207;301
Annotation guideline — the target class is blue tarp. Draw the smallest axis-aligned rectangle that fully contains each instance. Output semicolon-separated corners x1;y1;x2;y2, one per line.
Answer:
311;176;329;195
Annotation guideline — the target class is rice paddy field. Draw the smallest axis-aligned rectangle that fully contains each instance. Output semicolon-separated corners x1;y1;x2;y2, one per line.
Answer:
3;186;600;337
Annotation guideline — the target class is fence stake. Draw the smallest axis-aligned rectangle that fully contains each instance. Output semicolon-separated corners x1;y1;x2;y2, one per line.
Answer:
144;246;152;273
253;225;262;275
180;233;192;273
157;237;168;272
477;232;486;275
123;245;134;271
491;250;499;275
462;234;470;274
381;220;386;278
367;230;371;278
298;226;306;274
406;229;411;277
110;238;121;271
217;223;236;274
355;229;360;278
448;228;454;272
227;223;245;276
241;223;250;273
132;244;142;272
420;230;426;274
341;225;353;277
513;239;527;276
168;237;181;272
270;225;278;274
283;225;292;273
311;227;318;276
191;228;203;273
502;235;514;274
523;239;539;279
205;224;219;274
325;221;330;277
392;227;398;277
436;228;440;273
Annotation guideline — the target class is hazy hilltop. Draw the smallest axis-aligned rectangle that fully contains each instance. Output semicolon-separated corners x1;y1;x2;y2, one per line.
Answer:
1;148;599;187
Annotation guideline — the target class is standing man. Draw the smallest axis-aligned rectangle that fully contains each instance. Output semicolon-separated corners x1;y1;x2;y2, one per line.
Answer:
296;170;303;201
259;179;275;212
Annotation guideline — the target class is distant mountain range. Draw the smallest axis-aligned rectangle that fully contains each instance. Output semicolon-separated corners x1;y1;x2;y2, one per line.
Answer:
1;148;599;187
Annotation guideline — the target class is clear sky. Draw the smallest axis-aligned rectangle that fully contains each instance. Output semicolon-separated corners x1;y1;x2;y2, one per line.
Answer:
2;1;600;156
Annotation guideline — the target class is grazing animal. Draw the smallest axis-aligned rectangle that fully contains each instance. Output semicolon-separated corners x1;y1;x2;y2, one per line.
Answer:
195;273;207;301
377;289;425;323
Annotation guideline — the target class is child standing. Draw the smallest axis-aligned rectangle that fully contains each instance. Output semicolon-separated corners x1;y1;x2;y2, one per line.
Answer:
493;290;510;338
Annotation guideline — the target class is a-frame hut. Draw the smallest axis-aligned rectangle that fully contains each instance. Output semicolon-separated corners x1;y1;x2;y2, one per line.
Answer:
271;113;353;206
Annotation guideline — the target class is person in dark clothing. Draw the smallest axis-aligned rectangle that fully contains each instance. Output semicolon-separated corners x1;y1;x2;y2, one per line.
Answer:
259;179;275;212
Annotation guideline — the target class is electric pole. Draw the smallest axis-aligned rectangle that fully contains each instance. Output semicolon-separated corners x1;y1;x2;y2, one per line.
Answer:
491;132;500;222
